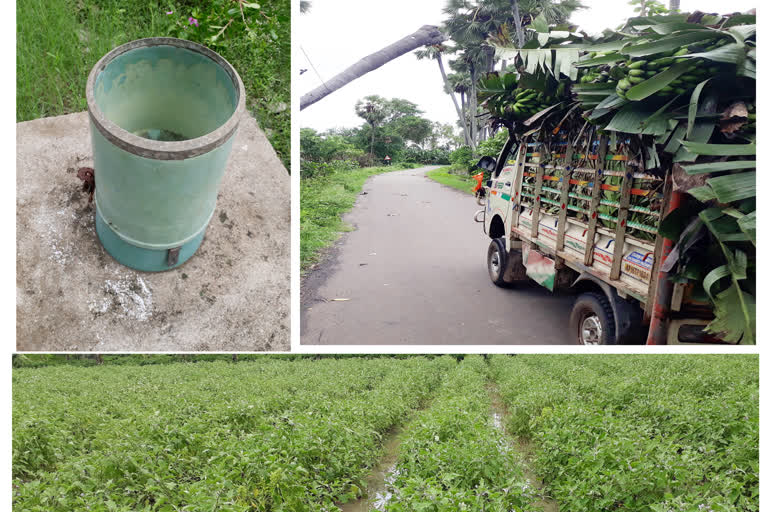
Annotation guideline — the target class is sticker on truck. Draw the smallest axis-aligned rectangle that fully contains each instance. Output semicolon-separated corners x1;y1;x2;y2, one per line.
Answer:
622;251;653;284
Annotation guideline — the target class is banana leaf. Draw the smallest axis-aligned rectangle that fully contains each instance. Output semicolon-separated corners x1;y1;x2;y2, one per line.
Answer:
574;54;625;67
727;24;757;43
604;103;672;135
623;14;690;28
737;211;756;245
706;171;755;203
705;283;755;343
678;43;746;65
626;61;695;101
621;32;721;57
531;14;549;33
672;91;718;161
682;160;756;174
687;79;711;139
686;185;717;202
647;22;715;35
582;40;626;52
680;141;756;155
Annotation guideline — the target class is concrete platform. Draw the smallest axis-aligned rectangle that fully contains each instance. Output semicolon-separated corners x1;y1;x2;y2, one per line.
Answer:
17;112;290;351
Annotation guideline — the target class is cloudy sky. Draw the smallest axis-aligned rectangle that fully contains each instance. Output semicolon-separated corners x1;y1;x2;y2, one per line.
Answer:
298;0;755;133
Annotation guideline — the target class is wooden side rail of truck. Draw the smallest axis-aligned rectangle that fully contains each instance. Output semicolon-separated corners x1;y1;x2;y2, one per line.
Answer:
476;131;727;345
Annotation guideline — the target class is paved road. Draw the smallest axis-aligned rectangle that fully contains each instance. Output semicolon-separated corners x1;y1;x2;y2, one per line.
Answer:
301;166;576;345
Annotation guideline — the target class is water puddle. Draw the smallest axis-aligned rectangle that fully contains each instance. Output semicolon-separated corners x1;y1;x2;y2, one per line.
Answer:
487;385;559;512
338;427;403;512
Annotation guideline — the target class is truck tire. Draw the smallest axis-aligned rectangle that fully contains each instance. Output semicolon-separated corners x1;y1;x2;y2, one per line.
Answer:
570;292;617;345
487;238;511;288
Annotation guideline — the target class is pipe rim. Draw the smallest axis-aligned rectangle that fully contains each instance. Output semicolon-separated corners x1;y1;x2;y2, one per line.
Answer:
86;37;246;160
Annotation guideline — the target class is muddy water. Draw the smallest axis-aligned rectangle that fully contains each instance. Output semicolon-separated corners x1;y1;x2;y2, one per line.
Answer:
338;427;403;512
487;385;559;512
133;128;189;141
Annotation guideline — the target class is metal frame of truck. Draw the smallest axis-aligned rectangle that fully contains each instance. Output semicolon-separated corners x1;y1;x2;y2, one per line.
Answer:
477;130;726;345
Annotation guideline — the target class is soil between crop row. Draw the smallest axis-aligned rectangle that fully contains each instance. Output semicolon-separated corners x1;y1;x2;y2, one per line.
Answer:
339;378;559;512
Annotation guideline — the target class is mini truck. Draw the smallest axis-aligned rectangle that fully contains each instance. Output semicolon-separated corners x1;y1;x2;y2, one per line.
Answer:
475;130;725;345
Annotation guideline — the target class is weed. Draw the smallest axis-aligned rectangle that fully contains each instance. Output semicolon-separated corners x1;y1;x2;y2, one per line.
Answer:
17;0;290;169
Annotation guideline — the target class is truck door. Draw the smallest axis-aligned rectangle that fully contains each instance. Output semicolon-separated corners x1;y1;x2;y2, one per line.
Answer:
485;136;519;235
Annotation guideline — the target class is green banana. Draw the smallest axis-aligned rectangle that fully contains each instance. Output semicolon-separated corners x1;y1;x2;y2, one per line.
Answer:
654;57;675;67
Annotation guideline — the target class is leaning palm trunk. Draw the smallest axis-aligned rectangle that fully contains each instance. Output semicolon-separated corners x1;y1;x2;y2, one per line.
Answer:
301;25;446;110
436;54;471;146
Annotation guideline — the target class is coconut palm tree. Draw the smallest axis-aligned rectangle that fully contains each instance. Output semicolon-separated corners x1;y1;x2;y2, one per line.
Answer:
445;42;494;146
355;96;389;158
301;26;446;110
441;0;584;145
415;44;471;146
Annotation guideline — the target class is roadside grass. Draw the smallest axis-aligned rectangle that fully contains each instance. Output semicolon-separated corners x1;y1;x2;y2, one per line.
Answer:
17;0;290;170
426;166;477;194
301;165;404;271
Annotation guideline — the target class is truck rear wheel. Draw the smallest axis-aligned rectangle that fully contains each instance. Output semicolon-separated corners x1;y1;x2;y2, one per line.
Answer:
570;292;617;345
487;238;511;288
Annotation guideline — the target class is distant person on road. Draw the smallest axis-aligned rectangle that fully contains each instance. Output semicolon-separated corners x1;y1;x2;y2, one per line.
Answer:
384;155;391;166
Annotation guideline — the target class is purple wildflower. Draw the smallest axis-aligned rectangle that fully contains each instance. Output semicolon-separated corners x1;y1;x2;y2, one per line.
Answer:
165;10;173;15
188;17;199;27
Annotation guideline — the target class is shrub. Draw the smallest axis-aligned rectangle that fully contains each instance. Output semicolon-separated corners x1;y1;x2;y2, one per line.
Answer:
449;146;474;172
300;159;360;179
476;130;507;159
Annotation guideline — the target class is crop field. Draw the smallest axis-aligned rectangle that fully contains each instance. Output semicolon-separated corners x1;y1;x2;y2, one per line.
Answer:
13;355;757;511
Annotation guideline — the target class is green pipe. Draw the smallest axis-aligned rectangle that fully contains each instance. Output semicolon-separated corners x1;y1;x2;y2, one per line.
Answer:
86;38;245;271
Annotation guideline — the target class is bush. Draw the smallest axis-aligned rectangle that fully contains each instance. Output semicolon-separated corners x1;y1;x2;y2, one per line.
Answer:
476;130;507;159
400;146;451;165
300;159;360;179
449;146;475;172
449;131;507;175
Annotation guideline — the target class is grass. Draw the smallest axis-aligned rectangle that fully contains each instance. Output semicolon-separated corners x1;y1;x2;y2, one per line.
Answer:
426;166;477;194
301;165;405;271
17;0;290;170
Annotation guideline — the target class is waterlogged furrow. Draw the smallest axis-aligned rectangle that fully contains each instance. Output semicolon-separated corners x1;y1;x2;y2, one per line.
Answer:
13;356;456;511
383;356;537;511
490;355;758;512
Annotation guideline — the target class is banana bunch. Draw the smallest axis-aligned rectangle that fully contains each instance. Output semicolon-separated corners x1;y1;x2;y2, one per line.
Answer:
615;50;715;98
578;38;728;100
578;69;612;84
505;88;555;119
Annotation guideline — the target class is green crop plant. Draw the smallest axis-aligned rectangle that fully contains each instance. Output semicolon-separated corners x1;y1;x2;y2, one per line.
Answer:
490;355;758;512
13;356;757;511
13;357;456;511
385;356;537;512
